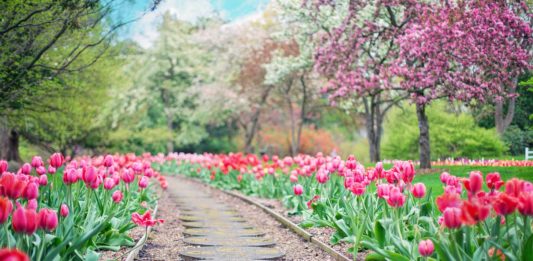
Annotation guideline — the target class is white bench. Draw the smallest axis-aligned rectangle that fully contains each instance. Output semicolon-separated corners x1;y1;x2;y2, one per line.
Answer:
526;148;533;160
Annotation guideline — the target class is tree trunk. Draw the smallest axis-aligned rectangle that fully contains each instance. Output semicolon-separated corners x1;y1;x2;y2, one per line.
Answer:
295;75;308;157
364;96;382;163
0;116;21;162
243;85;273;154
495;84;516;135
416;102;431;169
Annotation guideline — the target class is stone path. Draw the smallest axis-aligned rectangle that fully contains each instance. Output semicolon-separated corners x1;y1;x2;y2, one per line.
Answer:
171;181;286;260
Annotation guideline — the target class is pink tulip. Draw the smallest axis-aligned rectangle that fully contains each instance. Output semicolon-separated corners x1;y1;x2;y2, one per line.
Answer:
23;182;39;200
293;184;303;196
418;239;434;257
62;168;78;184
49;153;64;168
38;208;58;231
443;207;462;229
377;184;391;198
31;156;43;168
138;176;149;189
27;199;38;210
411;183;426;198
350;182;366;196
0;160;8;174
104;178;115;190
20;163;31;175
47;166;56;174
36;166;46;176
103;155;114;168
463;171;483;195
144;168;154;178
289;173;298;183
121;168;135;184
316;169;329;184
82;166;97;184
38;175;48;186
112;190;123;203
60;204;69;217
12;204;38;234
386;187;406;208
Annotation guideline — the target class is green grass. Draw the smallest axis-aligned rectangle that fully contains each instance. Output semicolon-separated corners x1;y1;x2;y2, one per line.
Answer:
414;166;533;196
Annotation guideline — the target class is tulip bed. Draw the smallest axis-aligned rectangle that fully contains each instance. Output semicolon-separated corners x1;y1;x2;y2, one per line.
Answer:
158;153;533;261
0;153;167;260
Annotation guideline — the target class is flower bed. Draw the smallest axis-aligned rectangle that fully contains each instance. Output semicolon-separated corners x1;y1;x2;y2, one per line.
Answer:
157;152;533;260
0;153;166;260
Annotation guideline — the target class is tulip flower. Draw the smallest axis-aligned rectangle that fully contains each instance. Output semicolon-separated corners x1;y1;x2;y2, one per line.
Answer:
493;193;518;216
138;176;149;189
411;183;426;198
47;166;56;174
461;199;490;225
518;192;533;216
60;204;69;217
82;166;97;184
350;182;366;196
38;175;48;186
23;182;39;200
418;239;434;257
20;164;31;175
27;199;37;210
505;178;524;198
12;204;38;234
377;184;391;198
131;211;163;227
307;195;320;209
0;196;13;224
486;172;504;190
121;168;135;184
463;171;483;196
316;169;329;184
293;184;303;196
31;156;43;168
0;173;27;199
38;208;58;231
386;187;406;208
103;155;114;168
440;172;450;184
49;153;64;168
112;190;123;203
62;168;79;185
0;248;30;261
436;192;462;212
443;207;462;229
103;177;115;190
0;161;8;174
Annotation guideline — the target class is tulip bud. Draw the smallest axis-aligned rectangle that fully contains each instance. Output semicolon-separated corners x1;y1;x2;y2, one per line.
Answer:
27;199;38;210
23;182;39;200
60;204;69;217
103;155;114;168
112;190;123;203
47;166;56;174
0;160;8;174
443;207;462;229
49;153;64;168
20;163;31;175
35;166;46;176
418;239;434;257
138;176;149;189
104;178;115;190
31;156;43;168
411;183;426;198
38;208;58;231
0;196;13;224
121;168;135;184
0;248;30;261
12;204;38;234
293;184;303;196
38;175;48;186
62;168;78;185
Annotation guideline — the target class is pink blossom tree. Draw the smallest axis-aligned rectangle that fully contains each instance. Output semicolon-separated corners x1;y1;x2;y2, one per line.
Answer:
391;0;532;168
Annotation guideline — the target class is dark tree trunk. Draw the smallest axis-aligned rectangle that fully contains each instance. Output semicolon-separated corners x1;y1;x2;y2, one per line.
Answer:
416;102;431;169
0;116;21;162
243;85;273;154
364;96;383;163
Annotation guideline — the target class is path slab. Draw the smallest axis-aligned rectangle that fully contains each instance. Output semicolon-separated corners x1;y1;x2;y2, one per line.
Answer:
180;246;285;260
183;228;265;237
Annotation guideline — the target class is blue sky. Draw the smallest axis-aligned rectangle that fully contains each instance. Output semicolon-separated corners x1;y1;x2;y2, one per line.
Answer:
119;0;270;48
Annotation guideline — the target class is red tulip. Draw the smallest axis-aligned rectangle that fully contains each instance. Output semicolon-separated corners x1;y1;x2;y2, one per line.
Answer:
31;156;43;168
49;153;64;168
293;184;303;196
0;248;30;261
492;193;518;216
518;192;533;216
411;183;426;198
350;182;366;196
23;182;39;200
307;195;320;209
0;173;27;199
37;208;58;231
112;190;123;203
461;199;490;225
0;196;13;224
82;166;97;184
418;239;434;257
131;211;163;227
20;164;31;175
103;155;114;168
12;204;38;234
486;172;504;190
138;176;149;189
443;207;462;229
436;192;462;212
60;204;69;217
386;187;406;208
0;161;8;174
463;171;483;196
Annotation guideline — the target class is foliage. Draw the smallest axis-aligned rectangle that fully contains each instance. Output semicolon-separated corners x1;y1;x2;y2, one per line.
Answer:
382;102;505;160
502;126;533;156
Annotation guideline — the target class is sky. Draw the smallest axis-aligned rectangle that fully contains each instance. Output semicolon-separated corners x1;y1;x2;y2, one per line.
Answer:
119;0;270;48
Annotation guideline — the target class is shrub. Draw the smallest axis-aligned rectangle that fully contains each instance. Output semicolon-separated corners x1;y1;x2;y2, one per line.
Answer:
382;102;505;160
502;125;533;155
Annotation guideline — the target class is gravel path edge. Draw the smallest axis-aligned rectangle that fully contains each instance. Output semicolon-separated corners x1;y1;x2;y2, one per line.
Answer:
222;190;351;261
125;203;160;261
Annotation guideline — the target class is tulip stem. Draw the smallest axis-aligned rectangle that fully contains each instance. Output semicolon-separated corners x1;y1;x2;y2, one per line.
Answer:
4;223;11;247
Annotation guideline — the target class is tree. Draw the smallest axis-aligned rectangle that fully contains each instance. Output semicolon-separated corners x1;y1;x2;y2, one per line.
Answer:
392;0;531;168
0;0;159;161
304;0;410;162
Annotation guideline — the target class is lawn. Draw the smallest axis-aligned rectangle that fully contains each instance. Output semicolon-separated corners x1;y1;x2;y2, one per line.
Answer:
414;165;533;196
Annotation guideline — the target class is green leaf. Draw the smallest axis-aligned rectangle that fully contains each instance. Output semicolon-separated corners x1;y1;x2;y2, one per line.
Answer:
84;249;100;261
364;252;386;261
374;220;386;248
522;234;533;261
